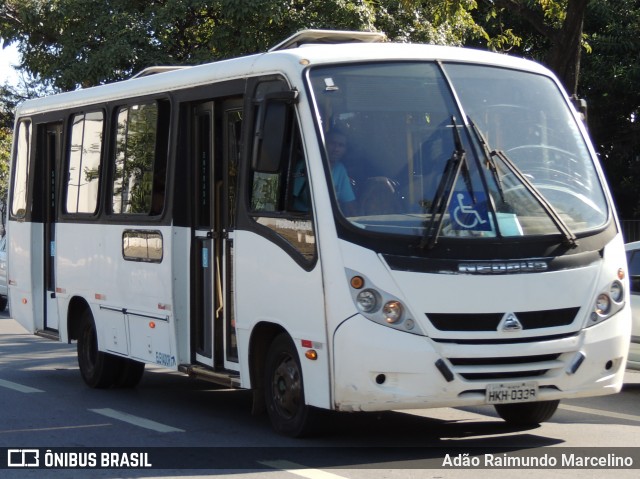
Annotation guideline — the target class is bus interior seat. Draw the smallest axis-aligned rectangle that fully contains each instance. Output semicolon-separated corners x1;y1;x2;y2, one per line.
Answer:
358;176;402;216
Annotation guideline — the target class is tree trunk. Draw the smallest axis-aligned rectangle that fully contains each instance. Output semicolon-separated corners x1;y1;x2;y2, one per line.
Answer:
488;0;588;95
544;0;588;95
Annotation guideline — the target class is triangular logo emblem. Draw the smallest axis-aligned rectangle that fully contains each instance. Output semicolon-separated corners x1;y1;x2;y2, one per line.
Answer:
499;313;523;332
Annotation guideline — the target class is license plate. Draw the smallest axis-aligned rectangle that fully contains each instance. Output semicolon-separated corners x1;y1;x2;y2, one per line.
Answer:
486;382;538;404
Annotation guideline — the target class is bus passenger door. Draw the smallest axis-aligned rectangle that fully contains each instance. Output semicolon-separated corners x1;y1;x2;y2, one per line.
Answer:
40;123;62;332
193;102;216;367
192;99;242;370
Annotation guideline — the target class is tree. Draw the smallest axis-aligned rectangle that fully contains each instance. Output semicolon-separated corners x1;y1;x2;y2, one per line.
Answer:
0;82;19;229
0;83;19;128
0;126;10;229
579;0;640;218
474;0;588;95
0;0;483;91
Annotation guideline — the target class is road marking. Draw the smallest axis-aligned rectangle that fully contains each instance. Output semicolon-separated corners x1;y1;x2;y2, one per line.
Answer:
0;379;44;393
89;408;184;433
0;423;111;434
559;404;640;423
259;460;349;479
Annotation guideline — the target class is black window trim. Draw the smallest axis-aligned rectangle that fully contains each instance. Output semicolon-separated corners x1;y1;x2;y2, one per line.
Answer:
236;75;319;272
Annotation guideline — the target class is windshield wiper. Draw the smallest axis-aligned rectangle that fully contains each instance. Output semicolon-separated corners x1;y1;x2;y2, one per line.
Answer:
491;149;577;246
420;116;469;249
468;119;506;206
467;118;577;247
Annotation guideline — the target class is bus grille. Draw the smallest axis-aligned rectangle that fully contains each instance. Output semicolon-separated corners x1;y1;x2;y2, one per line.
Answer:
447;353;563;381
426;307;579;332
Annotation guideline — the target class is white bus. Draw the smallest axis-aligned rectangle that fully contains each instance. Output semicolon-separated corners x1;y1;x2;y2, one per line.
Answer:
7;30;631;436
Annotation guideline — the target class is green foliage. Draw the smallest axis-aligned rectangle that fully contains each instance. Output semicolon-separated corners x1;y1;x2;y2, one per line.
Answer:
1;0;639;222
0;126;11;227
251;172;281;212
381;0;484;45
539;0;568;27
0;83;20;129
579;0;640;218
0;0;487;91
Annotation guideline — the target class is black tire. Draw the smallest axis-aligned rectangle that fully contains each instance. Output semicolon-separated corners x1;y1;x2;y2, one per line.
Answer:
0;296;7;312
77;309;120;388
264;333;315;437
494;400;560;425
114;358;145;388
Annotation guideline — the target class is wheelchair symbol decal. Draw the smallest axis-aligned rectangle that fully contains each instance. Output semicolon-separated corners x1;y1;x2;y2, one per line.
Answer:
449;191;492;231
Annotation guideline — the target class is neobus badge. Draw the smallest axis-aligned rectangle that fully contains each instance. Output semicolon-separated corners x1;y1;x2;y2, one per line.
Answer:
458;261;549;274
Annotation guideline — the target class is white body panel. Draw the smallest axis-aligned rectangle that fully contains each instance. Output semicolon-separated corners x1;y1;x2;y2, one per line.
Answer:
54;223;177;366
234;230;328;406
628;280;640;368
628;309;640;370
7;221;44;333
624;241;640;370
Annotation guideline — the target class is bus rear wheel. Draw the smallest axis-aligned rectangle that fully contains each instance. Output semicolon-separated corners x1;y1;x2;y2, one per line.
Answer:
114;357;145;388
77;309;120;388
494;400;560;425
264;333;314;437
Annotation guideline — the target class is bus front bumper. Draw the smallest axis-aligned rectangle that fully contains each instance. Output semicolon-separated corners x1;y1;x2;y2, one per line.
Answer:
332;313;630;412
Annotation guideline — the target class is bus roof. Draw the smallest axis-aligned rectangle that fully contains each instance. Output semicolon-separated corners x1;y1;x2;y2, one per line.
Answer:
15;33;553;118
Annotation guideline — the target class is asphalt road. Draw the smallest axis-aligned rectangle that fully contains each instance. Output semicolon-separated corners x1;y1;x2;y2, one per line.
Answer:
0;310;639;479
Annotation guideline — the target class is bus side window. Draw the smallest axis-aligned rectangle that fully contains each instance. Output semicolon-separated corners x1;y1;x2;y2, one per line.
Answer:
111;100;169;215
66;111;104;214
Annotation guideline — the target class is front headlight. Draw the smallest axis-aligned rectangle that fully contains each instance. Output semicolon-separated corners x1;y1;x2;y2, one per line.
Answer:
587;279;625;328
356;289;380;313
595;294;611;316
346;268;424;335
383;301;403;323
610;280;624;303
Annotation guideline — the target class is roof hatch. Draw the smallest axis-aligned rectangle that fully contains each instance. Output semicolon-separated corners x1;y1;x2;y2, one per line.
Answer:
130;66;190;79
268;29;387;52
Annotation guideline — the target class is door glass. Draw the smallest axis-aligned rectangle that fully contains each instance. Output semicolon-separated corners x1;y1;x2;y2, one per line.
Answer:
11;121;32;218
225;106;243;363
193;104;214;362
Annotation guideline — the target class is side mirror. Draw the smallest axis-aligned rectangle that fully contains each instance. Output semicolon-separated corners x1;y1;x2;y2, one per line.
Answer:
571;95;588;124
252;90;299;173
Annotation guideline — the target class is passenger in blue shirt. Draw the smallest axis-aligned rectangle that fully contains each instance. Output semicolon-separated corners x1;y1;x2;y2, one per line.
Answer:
293;130;356;215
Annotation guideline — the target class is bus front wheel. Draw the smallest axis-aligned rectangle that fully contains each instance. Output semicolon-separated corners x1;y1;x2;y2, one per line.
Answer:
77;309;120;388
264;333;315;437
494;400;560;425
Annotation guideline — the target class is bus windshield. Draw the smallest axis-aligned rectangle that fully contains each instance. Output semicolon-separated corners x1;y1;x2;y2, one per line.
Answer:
307;62;608;243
